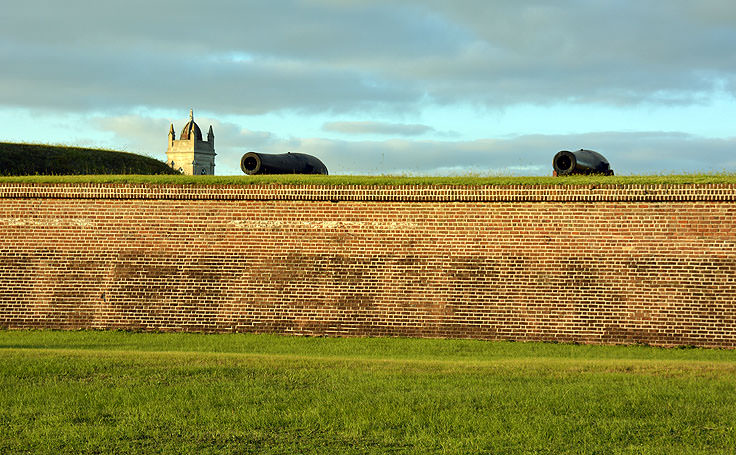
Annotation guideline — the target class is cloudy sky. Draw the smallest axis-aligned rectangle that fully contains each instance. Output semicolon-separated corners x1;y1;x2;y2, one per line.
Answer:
2;0;735;176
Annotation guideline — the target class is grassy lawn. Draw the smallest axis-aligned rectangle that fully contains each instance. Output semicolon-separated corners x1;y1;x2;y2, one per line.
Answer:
1;173;736;186
1;331;735;454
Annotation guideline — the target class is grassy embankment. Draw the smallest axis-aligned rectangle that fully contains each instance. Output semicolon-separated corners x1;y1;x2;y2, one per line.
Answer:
1;330;735;454
0;142;177;176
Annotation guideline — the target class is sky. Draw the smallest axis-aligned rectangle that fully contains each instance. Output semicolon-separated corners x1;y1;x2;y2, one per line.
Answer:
1;0;735;176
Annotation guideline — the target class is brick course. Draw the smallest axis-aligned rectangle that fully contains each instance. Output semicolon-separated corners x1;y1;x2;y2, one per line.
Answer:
1;183;734;347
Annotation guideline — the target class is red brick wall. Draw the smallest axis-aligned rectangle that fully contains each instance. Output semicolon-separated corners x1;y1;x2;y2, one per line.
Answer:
1;183;735;347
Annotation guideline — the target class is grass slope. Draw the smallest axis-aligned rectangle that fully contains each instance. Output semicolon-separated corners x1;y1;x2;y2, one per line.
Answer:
1;331;735;454
1;172;736;186
0;142;177;176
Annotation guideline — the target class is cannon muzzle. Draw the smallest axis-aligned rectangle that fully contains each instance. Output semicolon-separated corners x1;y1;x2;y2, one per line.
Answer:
240;152;328;175
553;149;613;176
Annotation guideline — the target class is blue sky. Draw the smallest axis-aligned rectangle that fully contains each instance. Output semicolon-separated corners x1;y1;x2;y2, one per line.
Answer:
1;0;735;176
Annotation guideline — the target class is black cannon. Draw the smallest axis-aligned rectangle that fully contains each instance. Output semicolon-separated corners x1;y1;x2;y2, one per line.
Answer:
553;149;613;176
240;152;328;175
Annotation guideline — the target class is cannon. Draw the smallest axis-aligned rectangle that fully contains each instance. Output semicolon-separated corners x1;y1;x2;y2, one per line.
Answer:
553;149;613;176
240;152;328;175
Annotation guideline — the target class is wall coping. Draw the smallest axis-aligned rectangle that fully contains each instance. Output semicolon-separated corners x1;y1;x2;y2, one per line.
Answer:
0;183;735;202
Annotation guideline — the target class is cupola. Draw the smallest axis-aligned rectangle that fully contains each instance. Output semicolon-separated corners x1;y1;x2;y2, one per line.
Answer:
180;109;203;141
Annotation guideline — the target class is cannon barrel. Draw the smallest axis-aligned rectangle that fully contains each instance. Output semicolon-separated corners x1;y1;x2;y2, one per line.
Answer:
240;152;328;175
553;149;613;176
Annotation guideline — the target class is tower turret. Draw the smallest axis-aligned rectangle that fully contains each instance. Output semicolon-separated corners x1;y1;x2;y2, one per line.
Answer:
166;109;216;175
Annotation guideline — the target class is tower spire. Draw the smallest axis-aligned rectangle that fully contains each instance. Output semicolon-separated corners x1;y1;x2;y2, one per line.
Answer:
189;108;194;121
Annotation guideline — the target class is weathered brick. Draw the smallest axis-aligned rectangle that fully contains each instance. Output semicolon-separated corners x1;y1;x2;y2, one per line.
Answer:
0;183;734;347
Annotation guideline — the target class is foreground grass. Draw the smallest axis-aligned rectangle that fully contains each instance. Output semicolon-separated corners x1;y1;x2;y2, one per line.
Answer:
1;331;735;454
1;172;736;186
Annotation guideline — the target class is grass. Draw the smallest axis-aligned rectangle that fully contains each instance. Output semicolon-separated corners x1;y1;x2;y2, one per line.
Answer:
1;331;735;454
0;142;177;176
1;172;736;186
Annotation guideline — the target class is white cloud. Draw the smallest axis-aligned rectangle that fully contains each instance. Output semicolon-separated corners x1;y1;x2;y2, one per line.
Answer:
323;121;435;136
2;1;736;114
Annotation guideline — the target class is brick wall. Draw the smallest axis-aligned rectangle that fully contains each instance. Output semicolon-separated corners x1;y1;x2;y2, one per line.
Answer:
1;183;734;347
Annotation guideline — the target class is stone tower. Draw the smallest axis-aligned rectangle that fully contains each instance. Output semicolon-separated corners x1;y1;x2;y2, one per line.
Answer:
166;109;216;175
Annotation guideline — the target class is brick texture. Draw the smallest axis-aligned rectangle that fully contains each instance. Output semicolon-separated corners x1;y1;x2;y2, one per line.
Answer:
0;183;734;347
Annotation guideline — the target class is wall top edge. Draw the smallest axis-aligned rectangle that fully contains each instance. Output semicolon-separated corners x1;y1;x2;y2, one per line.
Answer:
0;183;735;202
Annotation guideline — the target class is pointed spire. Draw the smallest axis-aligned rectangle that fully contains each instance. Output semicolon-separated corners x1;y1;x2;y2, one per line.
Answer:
189;109;194;121
207;125;214;147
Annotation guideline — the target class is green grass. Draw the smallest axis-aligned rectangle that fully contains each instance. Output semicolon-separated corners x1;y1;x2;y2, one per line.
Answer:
1;172;736;186
1;331;735;454
0;142;177;176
